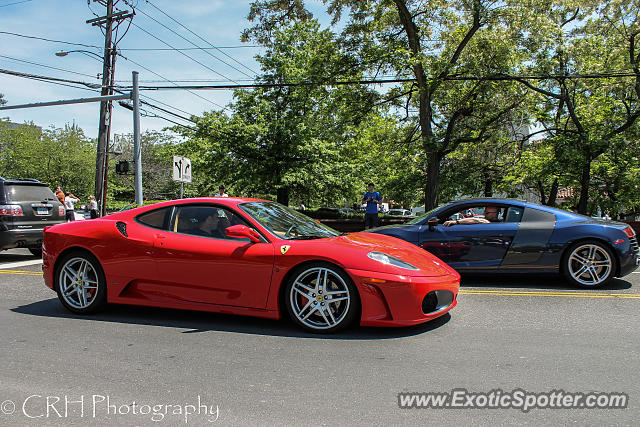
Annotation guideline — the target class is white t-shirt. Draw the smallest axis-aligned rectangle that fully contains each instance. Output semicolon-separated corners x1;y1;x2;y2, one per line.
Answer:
214;192;229;197
64;196;79;210
89;200;98;210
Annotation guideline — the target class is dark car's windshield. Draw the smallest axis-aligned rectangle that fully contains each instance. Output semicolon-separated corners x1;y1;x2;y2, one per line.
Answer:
406;206;441;225
239;201;340;240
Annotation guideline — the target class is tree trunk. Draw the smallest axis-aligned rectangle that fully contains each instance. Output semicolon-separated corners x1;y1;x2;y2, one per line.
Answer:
424;152;441;210
537;180;547;205
576;159;591;214
547;178;558;206
277;187;289;206
483;176;493;197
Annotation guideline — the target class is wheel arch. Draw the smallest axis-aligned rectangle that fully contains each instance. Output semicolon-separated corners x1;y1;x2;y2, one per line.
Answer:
277;259;362;320
560;237;620;277
53;246;104;289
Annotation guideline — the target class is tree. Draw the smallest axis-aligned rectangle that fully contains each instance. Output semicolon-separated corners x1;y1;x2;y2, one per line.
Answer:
0;122;95;198
190;20;383;206
245;0;528;209
512;0;640;213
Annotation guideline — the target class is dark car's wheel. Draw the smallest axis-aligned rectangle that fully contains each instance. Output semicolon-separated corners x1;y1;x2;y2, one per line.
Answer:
28;247;42;258
563;240;617;288
55;251;107;314
284;263;359;333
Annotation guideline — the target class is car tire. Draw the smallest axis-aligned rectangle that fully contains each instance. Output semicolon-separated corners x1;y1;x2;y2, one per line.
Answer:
284;262;359;333
563;240;617;288
28;247;42;258
55;251;107;314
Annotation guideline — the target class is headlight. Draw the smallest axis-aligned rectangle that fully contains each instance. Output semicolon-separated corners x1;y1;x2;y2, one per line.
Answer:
367;251;419;270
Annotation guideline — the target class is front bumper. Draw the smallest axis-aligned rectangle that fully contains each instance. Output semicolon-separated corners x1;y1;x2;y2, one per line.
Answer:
346;268;460;327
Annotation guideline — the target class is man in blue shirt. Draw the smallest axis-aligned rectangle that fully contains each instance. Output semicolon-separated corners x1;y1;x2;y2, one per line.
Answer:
362;182;382;229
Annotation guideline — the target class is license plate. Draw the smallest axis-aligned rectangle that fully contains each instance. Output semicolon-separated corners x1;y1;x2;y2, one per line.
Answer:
36;207;48;215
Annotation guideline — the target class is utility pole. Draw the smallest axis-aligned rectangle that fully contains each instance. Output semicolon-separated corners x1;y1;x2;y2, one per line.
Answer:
87;0;134;216
132;71;143;205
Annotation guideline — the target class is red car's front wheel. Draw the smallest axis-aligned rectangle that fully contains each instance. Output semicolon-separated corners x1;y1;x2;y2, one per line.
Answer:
285;263;359;333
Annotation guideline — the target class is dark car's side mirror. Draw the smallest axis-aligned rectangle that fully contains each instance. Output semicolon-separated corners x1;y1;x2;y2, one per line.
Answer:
225;224;261;242
427;217;439;231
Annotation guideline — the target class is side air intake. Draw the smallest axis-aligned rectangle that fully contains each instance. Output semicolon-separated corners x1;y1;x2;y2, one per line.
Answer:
115;221;128;237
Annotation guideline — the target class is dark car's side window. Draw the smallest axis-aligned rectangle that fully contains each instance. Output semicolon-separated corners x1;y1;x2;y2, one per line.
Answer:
504;207;524;223
172;205;252;241
136;207;172;229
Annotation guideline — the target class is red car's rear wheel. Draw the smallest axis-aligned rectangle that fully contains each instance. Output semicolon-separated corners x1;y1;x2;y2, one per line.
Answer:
55;251;107;314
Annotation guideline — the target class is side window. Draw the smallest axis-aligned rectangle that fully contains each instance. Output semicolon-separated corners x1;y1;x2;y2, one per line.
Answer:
172;205;252;240
504;207;524;223
136;207;172;229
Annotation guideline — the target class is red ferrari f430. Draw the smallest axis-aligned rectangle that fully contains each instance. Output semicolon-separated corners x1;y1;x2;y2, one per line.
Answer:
42;198;459;333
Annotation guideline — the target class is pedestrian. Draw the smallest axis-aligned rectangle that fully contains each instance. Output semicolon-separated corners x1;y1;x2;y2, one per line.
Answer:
214;185;228;197
89;195;99;219
362;182;382;229
64;191;79;222
54;186;65;205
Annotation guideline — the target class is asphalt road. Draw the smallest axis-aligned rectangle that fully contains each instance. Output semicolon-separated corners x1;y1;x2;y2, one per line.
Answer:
0;248;638;426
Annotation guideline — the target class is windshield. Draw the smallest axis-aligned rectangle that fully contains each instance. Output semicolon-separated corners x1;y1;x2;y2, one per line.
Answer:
239;201;340;240
406;206;441;225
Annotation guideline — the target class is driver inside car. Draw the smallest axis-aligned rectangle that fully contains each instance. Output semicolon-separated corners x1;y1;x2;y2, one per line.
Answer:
443;206;502;227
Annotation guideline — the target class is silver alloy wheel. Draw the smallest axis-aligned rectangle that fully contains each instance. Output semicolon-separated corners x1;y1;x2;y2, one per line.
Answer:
58;257;100;309
567;244;612;286
289;267;351;330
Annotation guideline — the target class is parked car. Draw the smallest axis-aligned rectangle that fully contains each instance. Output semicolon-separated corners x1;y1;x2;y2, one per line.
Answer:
42;198;460;333
387;209;413;218
370;198;639;288
0;178;65;257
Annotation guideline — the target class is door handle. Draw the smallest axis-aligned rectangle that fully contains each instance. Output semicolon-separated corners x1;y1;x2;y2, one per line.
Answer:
155;234;167;239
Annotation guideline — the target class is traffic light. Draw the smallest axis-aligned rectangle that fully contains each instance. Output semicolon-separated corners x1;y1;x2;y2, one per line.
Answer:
115;160;130;175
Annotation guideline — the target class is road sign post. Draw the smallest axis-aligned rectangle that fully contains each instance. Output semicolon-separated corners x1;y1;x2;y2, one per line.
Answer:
172;155;192;199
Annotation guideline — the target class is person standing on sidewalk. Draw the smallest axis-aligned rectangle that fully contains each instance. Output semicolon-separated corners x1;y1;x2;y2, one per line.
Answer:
362;182;382;229
64;191;79;222
88;195;99;219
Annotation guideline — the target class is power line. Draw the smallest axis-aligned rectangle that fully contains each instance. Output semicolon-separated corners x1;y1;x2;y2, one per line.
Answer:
0;54;99;79
115;53;226;109
123;0;254;80
126;72;639;91
128;21;240;83
0;31;257;50
0;0;32;7
139;94;196;117
0;31;102;49
119;46;260;51
144;0;259;77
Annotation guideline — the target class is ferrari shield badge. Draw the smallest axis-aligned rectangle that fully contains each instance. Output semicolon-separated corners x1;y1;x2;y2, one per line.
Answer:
280;245;291;255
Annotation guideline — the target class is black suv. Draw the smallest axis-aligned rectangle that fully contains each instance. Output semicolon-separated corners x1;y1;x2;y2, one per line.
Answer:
0;178;65;257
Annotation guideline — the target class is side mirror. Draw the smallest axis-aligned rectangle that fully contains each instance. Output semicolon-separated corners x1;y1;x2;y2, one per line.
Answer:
225;224;261;243
427;217;439;231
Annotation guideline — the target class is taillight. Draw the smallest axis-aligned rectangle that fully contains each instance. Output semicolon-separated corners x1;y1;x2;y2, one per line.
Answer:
0;205;23;216
58;205;65;216
623;227;636;238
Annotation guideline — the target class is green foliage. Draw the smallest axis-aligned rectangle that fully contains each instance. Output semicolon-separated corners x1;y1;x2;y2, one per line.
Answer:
0;121;95;199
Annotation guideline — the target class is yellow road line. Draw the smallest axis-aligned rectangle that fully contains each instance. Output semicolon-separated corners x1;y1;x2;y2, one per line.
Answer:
0;270;42;276
459;289;640;299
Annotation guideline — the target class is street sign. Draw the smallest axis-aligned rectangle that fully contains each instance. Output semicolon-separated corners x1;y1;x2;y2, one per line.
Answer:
172;156;192;183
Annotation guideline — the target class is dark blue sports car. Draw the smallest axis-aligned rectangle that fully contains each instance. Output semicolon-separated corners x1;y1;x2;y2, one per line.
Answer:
371;198;639;288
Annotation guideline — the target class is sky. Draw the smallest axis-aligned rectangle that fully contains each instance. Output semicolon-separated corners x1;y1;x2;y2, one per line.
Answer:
0;0;329;138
